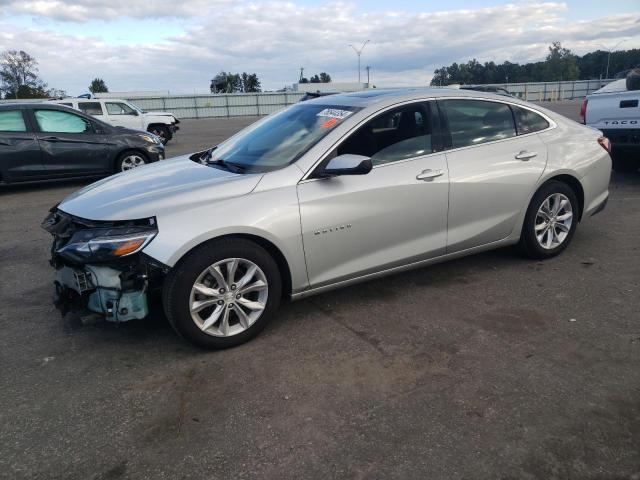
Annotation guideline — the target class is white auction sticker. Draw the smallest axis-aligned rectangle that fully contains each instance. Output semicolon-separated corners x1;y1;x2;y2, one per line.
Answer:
316;108;353;120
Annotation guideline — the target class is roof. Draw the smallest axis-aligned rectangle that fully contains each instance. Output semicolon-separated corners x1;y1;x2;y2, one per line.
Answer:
0;102;76;111
302;87;528;109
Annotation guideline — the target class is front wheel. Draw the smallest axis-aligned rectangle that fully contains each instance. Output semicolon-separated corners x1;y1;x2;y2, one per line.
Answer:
519;181;579;259
116;151;148;172
163;238;282;349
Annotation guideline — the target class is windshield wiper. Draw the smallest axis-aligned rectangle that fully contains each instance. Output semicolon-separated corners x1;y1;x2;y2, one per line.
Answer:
206;158;247;173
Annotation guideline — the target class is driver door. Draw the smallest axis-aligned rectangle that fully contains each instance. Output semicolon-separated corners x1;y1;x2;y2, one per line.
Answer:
104;101;142;129
297;101;450;288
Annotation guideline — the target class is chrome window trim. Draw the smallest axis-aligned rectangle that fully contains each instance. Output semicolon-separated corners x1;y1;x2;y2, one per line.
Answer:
298;95;557;183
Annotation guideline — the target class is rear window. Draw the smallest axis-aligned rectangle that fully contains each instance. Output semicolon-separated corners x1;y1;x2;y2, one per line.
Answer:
0;110;27;132
512;106;549;134
442;99;516;148
78;102;103;116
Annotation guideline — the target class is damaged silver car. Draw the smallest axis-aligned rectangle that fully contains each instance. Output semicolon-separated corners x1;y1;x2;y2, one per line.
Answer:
43;88;612;349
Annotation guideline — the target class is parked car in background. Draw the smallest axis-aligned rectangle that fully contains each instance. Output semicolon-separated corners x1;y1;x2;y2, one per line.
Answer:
43;88;611;349
581;69;640;172
0;103;164;184
49;97;180;145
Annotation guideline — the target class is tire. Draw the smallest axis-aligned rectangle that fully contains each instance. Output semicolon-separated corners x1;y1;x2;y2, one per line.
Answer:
115;151;148;173
163;238;282;349
519;180;579;259
148;125;170;145
612;152;639;173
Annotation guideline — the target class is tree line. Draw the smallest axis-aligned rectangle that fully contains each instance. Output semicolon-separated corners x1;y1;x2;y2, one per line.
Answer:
431;42;640;86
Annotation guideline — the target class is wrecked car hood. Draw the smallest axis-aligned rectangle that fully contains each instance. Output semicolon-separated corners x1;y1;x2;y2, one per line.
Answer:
58;155;263;221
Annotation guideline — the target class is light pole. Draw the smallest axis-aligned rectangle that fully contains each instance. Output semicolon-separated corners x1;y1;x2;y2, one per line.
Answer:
597;40;625;79
349;40;370;83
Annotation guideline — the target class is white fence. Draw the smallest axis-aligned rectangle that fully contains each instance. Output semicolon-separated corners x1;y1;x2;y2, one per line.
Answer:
126;92;305;119
0;79;615;119
486;79;613;102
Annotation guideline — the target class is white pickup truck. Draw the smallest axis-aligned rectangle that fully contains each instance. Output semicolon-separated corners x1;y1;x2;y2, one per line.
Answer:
582;70;639;172
49;97;180;145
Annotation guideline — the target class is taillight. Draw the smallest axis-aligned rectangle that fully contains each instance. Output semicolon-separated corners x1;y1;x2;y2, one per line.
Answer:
580;99;587;124
597;136;611;154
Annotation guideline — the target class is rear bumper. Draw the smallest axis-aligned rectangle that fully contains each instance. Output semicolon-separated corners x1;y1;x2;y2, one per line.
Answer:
601;129;640;149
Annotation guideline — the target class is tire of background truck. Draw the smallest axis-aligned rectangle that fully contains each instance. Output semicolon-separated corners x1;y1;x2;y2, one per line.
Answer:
612;152;639;173
115;151;148;172
519;180;579;259
162;238;282;350
148;125;170;145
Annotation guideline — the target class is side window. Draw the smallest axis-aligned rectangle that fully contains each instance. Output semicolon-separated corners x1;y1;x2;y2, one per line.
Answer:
34;110;92;134
106;102;135;115
442;99;516;148
512;106;549;134
337;102;435;166
77;102;103;116
0;110;27;132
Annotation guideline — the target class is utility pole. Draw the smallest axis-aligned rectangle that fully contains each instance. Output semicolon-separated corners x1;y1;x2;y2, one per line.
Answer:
597;40;625;79
349;40;370;83
365;66;371;86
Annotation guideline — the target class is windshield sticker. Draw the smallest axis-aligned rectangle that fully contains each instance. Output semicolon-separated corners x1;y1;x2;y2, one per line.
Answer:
316;108;353;120
320;118;339;129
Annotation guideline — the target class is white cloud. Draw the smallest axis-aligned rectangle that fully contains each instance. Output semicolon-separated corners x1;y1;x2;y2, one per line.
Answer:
0;1;639;93
0;0;233;21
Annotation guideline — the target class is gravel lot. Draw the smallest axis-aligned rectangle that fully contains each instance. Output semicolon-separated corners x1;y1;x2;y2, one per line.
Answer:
1;102;639;480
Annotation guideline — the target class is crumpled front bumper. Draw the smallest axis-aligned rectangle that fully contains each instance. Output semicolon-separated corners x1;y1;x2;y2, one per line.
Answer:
43;209;168;322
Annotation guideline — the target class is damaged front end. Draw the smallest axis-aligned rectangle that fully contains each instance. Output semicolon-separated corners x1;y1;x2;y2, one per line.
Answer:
42;207;168;322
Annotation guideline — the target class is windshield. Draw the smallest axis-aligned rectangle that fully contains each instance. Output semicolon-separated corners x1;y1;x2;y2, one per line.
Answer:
208;103;361;172
128;101;145;113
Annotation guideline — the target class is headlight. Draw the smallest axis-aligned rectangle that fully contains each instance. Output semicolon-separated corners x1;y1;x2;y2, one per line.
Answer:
137;133;160;144
57;226;157;263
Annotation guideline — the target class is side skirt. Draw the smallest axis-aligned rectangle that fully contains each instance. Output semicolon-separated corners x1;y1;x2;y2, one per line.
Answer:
290;236;519;301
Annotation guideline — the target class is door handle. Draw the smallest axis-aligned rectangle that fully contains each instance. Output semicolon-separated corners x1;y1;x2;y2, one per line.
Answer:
416;169;444;181
41;136;63;143
515;150;537;161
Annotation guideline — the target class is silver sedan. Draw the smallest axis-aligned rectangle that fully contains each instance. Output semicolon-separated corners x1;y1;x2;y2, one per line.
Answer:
44;88;612;349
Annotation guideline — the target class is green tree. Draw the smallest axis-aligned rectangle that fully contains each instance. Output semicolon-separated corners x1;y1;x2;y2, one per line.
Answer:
310;74;320;83
89;78;108;94
0;50;48;99
210;71;261;93
545;41;579;81
319;72;331;83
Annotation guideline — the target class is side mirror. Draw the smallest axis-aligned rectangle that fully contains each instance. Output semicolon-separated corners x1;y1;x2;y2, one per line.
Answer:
321;154;372;177
130;110;139;116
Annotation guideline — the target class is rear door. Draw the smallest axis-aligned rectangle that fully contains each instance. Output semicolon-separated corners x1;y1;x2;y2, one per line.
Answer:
441;99;548;252
0;108;46;182
31;108;110;176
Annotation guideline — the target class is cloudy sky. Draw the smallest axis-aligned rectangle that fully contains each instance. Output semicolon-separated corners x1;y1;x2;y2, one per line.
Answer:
1;0;639;94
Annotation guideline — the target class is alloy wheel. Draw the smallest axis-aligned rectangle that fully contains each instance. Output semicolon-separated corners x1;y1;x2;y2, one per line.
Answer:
535;193;573;249
189;258;269;337
120;155;146;171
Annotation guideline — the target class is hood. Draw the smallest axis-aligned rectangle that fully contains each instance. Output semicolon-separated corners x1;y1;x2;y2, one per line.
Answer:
144;111;176;119
58;155;263;221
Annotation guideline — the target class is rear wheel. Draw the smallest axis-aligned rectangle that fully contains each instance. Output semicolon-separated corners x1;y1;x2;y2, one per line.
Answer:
116;151;148;172
163;238;281;349
519;181;579;259
148;125;170;145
